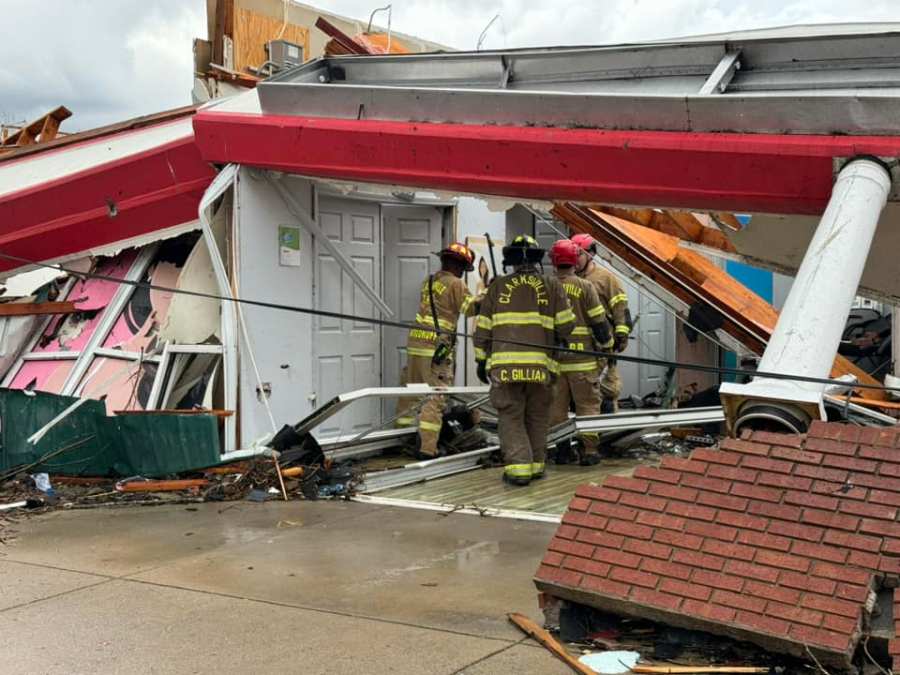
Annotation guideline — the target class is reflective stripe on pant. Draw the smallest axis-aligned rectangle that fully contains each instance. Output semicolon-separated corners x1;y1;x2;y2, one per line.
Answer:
599;359;620;409
550;367;602;455
394;355;453;456
490;379;553;478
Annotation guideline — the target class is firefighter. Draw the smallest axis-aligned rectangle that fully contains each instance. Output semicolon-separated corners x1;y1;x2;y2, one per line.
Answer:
395;242;479;458
547;239;614;465
571;233;632;413
474;235;575;486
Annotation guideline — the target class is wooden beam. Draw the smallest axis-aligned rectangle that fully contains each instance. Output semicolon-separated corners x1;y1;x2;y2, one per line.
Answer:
1;106;72;147
113;409;233;417
0;301;77;316
314;17;371;55
39;115;61;143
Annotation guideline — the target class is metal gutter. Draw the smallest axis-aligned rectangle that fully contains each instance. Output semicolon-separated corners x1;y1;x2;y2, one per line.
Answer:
359;446;497;493
292;385;490;436
547;406;726;446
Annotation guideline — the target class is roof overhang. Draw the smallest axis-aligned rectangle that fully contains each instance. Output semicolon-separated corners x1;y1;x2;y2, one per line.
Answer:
0;111;215;275
192;109;900;215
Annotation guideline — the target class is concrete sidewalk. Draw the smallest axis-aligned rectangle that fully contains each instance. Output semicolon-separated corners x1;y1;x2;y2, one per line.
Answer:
0;500;570;674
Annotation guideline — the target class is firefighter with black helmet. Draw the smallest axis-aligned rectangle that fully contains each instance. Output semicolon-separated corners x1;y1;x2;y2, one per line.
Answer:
571;233;632;413
473;235;575;486
396;242;479;458
548;239;613;465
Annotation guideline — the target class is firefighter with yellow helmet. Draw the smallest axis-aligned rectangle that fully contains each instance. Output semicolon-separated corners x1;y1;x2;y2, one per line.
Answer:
474;235;575;486
396;242;479;458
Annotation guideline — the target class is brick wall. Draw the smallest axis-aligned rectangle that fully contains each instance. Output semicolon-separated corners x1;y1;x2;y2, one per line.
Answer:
536;421;900;669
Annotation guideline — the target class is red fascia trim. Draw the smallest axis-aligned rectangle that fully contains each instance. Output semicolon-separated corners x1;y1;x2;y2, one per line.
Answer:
193;111;900;215
0;137;215;269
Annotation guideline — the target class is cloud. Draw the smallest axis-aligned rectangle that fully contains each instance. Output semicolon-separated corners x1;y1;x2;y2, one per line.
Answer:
0;0;204;131
0;0;897;132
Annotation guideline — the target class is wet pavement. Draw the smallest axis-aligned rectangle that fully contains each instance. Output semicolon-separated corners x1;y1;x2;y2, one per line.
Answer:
0;500;570;674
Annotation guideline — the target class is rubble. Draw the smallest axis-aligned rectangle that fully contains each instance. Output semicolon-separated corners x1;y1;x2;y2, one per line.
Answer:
536;420;900;670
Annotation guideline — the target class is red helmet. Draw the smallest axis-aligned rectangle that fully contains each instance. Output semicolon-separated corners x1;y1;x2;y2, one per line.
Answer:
570;233;596;253
439;242;475;271
549;239;580;267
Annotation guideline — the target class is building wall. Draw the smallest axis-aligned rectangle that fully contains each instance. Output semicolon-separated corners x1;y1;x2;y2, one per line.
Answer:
230;0;447;59
234;169;315;446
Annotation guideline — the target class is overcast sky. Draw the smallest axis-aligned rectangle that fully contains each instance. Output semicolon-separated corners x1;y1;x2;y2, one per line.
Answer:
1;0;898;131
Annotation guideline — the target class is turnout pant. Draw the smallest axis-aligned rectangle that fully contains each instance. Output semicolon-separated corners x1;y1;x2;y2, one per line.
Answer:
395;355;453;457
550;367;602;456
599;359;620;410
490;379;553;480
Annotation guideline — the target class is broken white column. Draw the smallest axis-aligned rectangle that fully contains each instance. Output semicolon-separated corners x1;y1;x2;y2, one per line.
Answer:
720;157;892;434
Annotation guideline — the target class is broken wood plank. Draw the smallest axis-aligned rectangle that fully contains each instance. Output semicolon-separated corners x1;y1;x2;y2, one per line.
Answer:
113;409;233;417
315;17;372;55
116;479;209;493
0;301;77;316
507;613;595;675
0;106;71;147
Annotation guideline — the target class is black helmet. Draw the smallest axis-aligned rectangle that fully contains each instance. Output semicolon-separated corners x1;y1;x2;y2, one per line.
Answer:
502;235;545;267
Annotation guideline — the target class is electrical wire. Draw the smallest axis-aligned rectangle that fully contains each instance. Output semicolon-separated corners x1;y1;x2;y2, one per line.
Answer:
2;249;899;396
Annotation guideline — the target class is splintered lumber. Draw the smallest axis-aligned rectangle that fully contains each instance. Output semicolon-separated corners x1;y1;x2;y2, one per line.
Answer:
507;613;595;675
116;479;209;492
632;668;768;674
0;301;77;316
0;106;71;148
315;17;371;55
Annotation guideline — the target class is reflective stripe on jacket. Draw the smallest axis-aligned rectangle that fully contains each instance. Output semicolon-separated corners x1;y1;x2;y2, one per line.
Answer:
473;268;574;384
556;269;613;370
581;263;630;337
406;270;475;358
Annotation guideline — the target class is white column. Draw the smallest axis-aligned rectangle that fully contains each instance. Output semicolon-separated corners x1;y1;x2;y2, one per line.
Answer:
720;158;892;433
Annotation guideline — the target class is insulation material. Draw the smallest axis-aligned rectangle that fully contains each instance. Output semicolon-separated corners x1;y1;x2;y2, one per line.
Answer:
159;237;220;344
0;266;66;298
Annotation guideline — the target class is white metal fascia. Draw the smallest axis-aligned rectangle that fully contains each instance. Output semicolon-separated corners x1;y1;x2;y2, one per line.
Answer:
267;173;395;317
352;494;562;524
59;244;158;396
199;163;239;452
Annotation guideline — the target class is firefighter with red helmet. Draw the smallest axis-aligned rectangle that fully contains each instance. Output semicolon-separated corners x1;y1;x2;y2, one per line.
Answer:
396;242;479;458
473;235;575;485
548;239;613;465
571;233;632;413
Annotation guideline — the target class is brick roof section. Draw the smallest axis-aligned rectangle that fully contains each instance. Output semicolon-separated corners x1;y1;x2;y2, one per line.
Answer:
534;421;900;669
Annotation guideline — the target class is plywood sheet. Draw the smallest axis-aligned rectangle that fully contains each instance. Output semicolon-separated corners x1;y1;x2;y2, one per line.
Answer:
233;7;309;73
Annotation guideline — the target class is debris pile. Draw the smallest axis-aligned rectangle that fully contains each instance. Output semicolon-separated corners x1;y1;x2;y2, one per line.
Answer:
536;420;900;671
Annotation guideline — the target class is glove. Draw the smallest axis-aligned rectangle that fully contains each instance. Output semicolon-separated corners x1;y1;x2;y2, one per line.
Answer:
614;333;629;353
432;342;451;367
592;322;612;350
476;360;489;384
